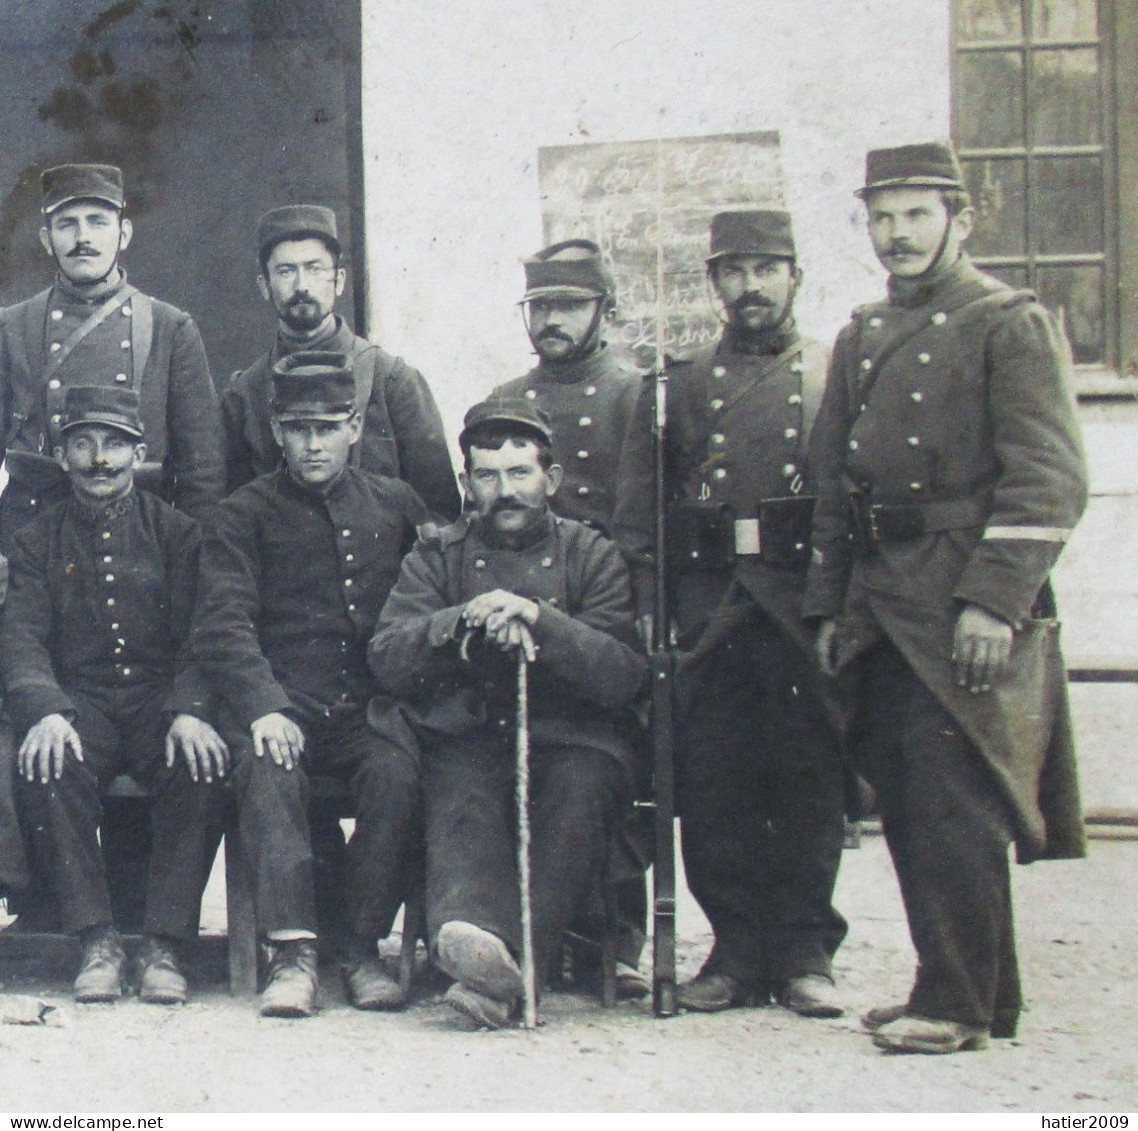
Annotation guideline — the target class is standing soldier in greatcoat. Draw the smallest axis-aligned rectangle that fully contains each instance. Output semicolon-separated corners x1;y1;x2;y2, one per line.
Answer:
614;210;848;1019
805;142;1088;1053
221;204;460;522
491;239;650;996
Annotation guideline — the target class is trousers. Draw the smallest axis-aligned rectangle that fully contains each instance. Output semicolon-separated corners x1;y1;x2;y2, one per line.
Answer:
425;730;627;987
677;609;848;985
229;707;421;939
16;682;223;939
855;641;1021;1031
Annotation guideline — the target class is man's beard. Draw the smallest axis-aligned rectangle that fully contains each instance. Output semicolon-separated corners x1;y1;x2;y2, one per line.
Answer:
281;295;327;333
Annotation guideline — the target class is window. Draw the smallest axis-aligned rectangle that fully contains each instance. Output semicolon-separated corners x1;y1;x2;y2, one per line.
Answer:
952;0;1115;367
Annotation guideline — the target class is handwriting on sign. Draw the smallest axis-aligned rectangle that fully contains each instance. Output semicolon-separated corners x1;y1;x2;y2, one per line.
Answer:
539;132;786;359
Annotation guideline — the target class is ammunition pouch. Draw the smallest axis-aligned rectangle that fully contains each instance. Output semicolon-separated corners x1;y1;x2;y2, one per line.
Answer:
666;500;736;573
755;494;817;570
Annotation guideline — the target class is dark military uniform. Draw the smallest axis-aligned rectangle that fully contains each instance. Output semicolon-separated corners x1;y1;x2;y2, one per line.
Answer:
804;253;1088;1031
0;272;225;540
492;345;643;537
192;466;427;938
0;489;221;941
616;319;849;991
222;317;460;521
368;511;646;984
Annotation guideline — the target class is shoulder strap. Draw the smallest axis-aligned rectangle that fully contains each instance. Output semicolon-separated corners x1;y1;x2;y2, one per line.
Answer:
130;292;153;392
798;340;828;443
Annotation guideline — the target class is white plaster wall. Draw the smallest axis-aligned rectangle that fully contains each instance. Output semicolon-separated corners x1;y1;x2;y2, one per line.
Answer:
361;0;951;442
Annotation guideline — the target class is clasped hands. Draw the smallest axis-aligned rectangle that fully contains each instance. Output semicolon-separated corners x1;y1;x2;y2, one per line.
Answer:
462;588;540;662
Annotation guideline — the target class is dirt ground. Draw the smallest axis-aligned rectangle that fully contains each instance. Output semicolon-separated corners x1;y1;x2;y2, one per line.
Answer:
1;831;1135;1115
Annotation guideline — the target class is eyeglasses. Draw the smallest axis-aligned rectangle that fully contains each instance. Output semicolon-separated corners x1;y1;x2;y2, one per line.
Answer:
270;262;339;283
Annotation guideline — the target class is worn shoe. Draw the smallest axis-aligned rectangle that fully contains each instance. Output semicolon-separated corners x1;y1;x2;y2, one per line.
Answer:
872;1014;990;1054
260;939;319;1018
74;929;126;1003
863;1001;1018;1039
615;961;651;1001
780;974;843;1018
138;936;188;1005
677;968;756;1012
343;957;405;1011
444;981;513;1030
436;921;524;1002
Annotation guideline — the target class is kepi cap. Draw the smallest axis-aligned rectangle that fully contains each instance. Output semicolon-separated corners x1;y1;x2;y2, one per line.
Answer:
856;142;966;199
520;239;611;303
271;351;357;421
258;204;342;262
59;385;144;439
706;210;796;263
41;164;124;215
459;396;554;450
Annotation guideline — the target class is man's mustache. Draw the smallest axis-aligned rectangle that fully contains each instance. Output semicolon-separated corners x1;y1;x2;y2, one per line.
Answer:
537;327;574;343
287;293;317;306
490;498;531;514
886;241;921;256
67;245;100;258
733;292;776;313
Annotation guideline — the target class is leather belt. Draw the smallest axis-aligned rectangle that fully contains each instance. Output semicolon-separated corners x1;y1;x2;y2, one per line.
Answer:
849;493;987;545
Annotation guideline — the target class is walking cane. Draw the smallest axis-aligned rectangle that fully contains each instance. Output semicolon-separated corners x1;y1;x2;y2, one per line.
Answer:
515;644;538;1029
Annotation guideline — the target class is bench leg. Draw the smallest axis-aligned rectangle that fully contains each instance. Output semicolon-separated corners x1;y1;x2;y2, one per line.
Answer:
225;819;258;997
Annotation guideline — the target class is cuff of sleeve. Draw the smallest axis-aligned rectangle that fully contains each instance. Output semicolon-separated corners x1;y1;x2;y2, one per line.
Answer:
9;682;75;734
427;606;467;649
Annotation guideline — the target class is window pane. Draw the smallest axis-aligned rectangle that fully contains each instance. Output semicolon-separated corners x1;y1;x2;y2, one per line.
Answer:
1033;157;1102;254
956;0;1023;41
1032;49;1100;146
1032;0;1097;40
956;52;1024;147
1037;265;1103;364
963;158;1026;256
981;265;1030;290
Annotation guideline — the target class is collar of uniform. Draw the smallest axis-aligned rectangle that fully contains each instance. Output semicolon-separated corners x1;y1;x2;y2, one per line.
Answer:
275;313;354;357
277;464;353;505
534;341;610;386
472;508;555;552
69;487;137;526
53;267;128;307
886;253;976;309
721;317;799;358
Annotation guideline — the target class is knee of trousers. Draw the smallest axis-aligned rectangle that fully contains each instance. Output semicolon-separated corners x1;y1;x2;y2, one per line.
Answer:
352;747;420;810
234;751;308;815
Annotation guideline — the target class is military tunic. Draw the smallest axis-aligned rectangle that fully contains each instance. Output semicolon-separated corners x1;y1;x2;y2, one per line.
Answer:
492;344;644;537
803;254;1088;1029
222;316;460;522
192;467;427;937
0;272;225;538
614;324;848;988
368;511;646;982
0;490;221;939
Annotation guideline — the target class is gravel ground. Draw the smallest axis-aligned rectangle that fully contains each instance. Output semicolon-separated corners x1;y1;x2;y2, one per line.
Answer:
1;831;1135;1114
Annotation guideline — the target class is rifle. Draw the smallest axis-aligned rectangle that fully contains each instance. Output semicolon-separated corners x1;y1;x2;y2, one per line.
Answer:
649;141;678;1019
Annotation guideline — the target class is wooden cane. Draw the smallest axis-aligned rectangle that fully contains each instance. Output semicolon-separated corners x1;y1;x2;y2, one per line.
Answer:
515;647;538;1029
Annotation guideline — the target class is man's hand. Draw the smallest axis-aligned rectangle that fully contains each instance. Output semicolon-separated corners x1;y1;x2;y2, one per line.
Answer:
19;713;82;784
251;712;306;771
953;604;1014;694
815;619;840;677
463;589;539;661
165;714;230;783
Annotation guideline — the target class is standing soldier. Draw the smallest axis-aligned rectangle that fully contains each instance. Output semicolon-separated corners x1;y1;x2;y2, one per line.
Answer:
805;143;1088;1053
491;238;649;996
615;210;848;1018
0;163;224;538
194;352;427;1018
222;204;460;522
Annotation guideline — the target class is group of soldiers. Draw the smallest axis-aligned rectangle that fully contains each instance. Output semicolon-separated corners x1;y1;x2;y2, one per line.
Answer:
0;142;1087;1053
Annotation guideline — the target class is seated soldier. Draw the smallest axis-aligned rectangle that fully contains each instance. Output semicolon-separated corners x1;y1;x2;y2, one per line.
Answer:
368;397;647;1029
0;386;226;1005
192;351;429;1018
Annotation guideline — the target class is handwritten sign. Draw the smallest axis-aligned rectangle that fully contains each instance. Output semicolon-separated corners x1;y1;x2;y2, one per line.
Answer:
539;131;785;363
